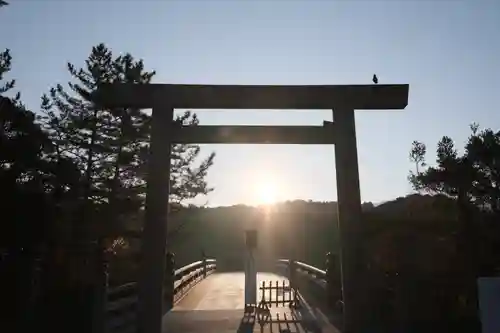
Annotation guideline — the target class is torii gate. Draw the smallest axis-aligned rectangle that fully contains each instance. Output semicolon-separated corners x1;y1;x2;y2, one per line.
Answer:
93;83;409;333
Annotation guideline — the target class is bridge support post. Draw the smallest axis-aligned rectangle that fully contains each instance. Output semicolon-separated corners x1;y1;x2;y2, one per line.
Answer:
333;108;365;333
163;252;175;311
138;105;174;333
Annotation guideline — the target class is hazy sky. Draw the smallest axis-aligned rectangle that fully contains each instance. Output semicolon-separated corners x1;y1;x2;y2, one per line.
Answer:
3;0;500;206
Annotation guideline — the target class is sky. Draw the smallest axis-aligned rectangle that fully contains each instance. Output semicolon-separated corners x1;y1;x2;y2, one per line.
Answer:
2;0;500;207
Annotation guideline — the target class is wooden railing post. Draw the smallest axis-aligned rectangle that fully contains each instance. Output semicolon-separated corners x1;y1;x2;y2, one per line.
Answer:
202;253;207;278
163;252;175;311
289;259;296;289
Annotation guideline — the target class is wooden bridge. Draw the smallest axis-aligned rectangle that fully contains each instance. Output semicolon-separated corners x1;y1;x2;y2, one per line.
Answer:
104;258;342;333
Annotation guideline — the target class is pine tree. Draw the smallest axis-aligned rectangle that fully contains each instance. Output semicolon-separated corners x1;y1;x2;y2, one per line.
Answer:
41;44;117;245
0;48;20;102
41;43;215;249
167;111;215;241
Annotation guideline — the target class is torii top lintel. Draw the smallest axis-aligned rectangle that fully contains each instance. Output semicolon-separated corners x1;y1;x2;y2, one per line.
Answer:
92;83;409;110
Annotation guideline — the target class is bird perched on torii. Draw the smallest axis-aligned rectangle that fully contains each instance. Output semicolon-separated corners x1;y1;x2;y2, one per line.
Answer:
372;74;378;84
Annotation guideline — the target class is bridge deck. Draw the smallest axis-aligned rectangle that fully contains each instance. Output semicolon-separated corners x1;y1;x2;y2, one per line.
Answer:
162;272;340;333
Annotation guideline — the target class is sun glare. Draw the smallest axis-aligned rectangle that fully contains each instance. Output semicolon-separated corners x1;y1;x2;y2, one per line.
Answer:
255;181;278;205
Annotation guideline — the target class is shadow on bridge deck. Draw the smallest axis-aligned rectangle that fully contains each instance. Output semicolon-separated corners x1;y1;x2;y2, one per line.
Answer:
162;272;341;333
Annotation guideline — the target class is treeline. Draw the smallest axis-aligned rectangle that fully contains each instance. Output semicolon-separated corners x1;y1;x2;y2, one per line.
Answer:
1;34;215;333
107;199;380;281
160;200;376;270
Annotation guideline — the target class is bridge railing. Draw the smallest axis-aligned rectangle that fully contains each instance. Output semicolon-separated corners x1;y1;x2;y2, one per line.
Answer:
276;253;342;309
173;259;216;301
105;256;216;333
277;259;327;287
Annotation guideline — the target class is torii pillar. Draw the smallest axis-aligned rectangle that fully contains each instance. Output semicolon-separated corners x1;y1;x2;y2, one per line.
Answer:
332;108;365;332
325;108;365;332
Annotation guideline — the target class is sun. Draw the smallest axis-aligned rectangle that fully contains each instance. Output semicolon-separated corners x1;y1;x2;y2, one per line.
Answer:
255;181;278;205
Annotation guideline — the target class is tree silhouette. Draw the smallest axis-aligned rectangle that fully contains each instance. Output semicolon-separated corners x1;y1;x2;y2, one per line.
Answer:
1;84;80;333
409;124;500;213
1;42;216;333
406;124;500;331
409;140;426;174
0;49;20;103
38;45;216;284
41;45;156;247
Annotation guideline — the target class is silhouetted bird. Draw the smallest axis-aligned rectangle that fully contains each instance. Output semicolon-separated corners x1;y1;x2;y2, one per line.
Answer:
0;1;8;7
372;74;378;84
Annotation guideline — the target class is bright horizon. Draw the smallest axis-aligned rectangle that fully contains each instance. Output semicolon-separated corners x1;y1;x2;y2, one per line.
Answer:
3;0;500;207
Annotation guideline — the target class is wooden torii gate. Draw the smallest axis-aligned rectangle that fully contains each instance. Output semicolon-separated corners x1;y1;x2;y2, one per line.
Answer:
93;83;409;333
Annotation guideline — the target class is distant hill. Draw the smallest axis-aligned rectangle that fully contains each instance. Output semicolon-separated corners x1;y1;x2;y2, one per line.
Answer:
370;193;460;221
109;193;463;284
